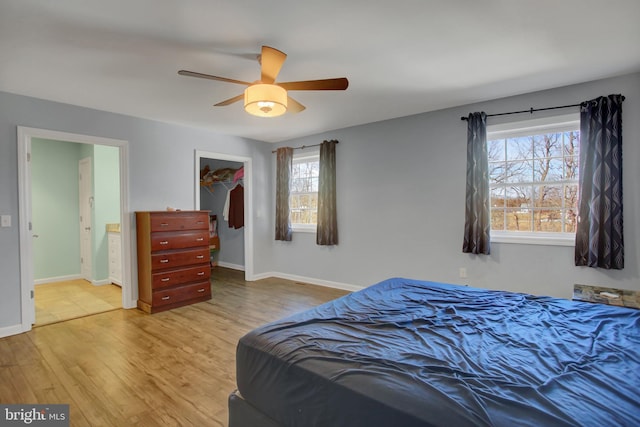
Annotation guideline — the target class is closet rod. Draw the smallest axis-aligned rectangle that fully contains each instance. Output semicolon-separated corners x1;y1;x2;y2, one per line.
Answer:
271;140;338;154
460;96;625;121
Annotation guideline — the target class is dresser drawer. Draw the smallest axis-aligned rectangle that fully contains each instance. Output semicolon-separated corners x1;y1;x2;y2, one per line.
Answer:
150;212;209;232
109;260;121;276
108;233;121;254
151;248;209;270
152;281;211;307
152;265;211;289
151;230;209;251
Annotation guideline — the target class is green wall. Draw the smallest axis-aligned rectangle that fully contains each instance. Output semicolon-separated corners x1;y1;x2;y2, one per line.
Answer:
93;144;120;281
32;138;81;280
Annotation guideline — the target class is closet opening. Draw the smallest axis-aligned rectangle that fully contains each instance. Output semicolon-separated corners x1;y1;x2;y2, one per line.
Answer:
194;151;253;280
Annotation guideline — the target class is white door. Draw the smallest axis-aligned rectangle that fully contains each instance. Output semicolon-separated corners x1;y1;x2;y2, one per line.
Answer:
79;157;92;281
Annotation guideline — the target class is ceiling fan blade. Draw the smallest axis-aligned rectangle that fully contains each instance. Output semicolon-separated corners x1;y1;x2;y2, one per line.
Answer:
178;70;252;86
278;78;349;91
287;96;306;113
214;94;244;106
260;46;287;84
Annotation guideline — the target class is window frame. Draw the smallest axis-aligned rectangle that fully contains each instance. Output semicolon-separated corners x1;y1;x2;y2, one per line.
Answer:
290;150;320;233
487;113;580;246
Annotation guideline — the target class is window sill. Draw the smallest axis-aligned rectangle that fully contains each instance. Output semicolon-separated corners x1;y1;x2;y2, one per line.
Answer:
491;232;575;247
291;225;316;234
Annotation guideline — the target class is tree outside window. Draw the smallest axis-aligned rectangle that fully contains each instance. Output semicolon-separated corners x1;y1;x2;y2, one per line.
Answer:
290;154;319;230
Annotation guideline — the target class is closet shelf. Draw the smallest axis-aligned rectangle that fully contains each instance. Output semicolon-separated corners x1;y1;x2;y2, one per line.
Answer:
200;166;244;194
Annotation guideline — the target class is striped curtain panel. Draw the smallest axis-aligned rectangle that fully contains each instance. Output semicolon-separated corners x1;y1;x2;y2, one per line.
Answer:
275;147;293;241
317;140;338;245
462;112;490;255
575;94;625;269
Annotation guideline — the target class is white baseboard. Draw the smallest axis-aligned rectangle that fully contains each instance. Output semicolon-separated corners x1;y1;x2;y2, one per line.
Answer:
34;274;82;285
250;271;273;281
253;271;363;293
217;262;245;271
0;323;28;339
35;275;114;286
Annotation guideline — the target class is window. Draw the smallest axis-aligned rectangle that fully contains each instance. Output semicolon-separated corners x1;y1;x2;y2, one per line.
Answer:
290;152;319;232
487;114;580;245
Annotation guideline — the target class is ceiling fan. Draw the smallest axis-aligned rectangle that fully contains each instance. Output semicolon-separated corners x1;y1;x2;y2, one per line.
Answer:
178;46;349;117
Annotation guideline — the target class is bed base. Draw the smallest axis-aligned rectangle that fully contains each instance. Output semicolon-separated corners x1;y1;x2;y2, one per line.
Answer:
228;390;282;427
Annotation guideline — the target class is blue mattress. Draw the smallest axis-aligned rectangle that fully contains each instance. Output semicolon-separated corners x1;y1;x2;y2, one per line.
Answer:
235;278;640;426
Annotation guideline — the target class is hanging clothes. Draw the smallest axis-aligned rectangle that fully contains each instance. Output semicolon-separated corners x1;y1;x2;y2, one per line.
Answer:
223;189;231;222
228;184;244;229
233;167;244;183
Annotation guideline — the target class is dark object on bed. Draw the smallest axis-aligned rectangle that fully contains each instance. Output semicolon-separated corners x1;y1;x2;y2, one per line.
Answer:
573;283;640;309
230;278;640;427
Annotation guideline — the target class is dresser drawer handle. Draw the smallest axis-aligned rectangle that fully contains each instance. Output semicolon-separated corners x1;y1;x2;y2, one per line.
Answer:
197;272;205;276
162;296;170;300
161;278;170;282
197;221;205;225
196;237;204;242
196;255;204;259
160;223;169;226
197;288;205;293
159;241;169;245
160;259;169;264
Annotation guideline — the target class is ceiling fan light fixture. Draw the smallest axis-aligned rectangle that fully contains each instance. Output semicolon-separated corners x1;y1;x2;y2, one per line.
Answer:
244;84;287;117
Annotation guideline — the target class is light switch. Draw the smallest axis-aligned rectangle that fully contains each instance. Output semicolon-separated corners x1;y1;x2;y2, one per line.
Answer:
1;215;11;227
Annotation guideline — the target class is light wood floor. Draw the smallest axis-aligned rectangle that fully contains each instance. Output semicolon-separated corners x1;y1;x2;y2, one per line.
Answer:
35;279;122;327
0;268;349;426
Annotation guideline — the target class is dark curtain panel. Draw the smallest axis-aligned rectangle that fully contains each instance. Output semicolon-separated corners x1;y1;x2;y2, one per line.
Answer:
317;140;338;245
575;94;624;269
462;112;490;255
275;147;293;241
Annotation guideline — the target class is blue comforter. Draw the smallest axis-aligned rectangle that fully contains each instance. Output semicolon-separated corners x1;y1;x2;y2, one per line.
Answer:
236;278;640;426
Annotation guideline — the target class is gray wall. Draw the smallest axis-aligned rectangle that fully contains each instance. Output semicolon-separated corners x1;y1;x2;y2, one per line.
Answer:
270;72;640;299
0;91;273;330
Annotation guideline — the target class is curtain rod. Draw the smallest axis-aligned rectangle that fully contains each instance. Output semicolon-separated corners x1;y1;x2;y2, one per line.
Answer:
460;95;625;121
271;140;338;153
460;103;581;121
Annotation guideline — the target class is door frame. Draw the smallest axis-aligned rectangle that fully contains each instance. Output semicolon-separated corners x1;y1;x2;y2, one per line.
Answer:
195;150;254;280
17;126;134;332
79;157;93;281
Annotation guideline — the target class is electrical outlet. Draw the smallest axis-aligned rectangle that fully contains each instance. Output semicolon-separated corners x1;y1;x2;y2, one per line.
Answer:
0;215;11;228
459;267;467;278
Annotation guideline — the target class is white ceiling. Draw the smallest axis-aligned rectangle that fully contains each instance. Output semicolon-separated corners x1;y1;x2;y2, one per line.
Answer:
1;1;639;143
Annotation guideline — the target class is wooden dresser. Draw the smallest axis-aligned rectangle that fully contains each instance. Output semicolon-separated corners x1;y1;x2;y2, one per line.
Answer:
136;210;212;313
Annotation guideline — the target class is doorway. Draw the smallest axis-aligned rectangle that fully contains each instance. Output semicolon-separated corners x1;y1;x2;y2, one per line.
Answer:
17;127;134;333
30;140;121;326
195;150;253;280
